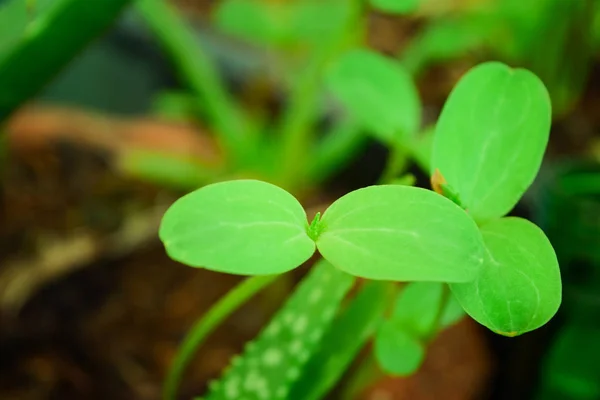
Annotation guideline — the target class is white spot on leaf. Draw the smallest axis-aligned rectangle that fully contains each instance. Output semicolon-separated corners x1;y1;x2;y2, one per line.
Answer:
262;347;283;367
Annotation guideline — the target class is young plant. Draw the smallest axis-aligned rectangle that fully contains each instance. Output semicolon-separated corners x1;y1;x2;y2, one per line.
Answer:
159;60;562;398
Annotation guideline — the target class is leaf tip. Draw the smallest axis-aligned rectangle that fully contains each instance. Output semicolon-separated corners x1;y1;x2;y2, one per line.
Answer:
495;330;520;338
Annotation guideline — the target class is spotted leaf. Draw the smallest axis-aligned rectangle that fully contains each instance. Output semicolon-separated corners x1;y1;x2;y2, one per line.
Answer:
205;259;355;400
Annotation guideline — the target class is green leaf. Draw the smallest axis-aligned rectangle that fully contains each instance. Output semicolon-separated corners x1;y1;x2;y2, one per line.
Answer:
370;0;419;15
374;320;425;376
159;180;316;275
205;259;355;400
450;217;562;337
316;185;485;282
431;61;552;222
325;48;421;144
392;282;444;337
289;280;393;400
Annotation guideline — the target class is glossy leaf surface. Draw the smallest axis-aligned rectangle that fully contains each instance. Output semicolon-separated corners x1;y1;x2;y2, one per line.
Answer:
450;217;562;336
206;260;354;400
316;185;485;282
325;48;421;144
431;62;552;222
159;180;315;275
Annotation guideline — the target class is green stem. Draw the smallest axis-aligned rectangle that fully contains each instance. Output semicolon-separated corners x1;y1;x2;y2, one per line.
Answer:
136;0;250;165
163;274;279;400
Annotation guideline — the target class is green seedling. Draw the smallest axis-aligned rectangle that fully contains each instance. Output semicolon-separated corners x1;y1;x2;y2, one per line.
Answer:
159;60;562;398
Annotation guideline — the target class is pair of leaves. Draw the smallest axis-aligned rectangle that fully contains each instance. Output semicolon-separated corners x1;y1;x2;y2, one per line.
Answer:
430;61;561;336
204;259;355;400
159;179;485;283
375;282;465;375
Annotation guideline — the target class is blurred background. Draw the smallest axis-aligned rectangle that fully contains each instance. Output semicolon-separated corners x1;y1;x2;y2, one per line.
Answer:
0;0;599;399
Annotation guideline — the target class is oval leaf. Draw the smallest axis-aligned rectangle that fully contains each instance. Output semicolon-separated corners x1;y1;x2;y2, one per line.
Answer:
159;180;316;275
450;217;562;336
375;320;425;376
325;48;421;144
431;61;552;222
316;185;485;282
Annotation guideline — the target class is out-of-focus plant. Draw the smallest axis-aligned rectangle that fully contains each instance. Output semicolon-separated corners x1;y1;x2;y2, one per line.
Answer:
159;57;562;399
0;0;133;121
401;0;598;117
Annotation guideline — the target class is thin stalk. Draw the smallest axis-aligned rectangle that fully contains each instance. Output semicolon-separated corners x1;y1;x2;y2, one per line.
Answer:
136;0;249;164
163;274;279;400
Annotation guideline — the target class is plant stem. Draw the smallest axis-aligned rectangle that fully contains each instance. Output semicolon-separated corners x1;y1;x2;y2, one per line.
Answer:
136;0;250;165
163;274;279;400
